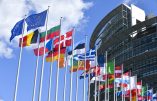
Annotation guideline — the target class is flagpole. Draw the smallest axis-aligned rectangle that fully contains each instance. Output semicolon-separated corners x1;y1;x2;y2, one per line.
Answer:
47;50;54;101
94;46;98;101
135;76;137;101
88;55;91;101
38;7;49;101
107;75;110;101
105;51;107;101
63;50;68;101
55;17;62;101
130;70;132;101
13;15;26;101
141;80;143;101
98;76;100;101
74;28;79;101
88;44;91;101
147;84;148;101
75;60;79;101
83;35;87;101
69;25;75;101
121;64;124;101
32;35;40;101
115;87;117;101
114;58;116;101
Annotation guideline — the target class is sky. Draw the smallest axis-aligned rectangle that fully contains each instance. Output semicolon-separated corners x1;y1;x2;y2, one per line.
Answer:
0;0;157;101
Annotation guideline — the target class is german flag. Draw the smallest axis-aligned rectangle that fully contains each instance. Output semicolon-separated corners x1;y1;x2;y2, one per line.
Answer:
19;29;39;47
46;47;66;62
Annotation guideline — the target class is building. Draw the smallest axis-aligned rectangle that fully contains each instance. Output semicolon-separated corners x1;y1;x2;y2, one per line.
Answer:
89;4;157;101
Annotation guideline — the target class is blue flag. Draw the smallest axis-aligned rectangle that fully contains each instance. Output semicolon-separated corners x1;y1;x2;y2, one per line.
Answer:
74;48;95;61
26;10;47;31
97;55;105;67
10;19;24;42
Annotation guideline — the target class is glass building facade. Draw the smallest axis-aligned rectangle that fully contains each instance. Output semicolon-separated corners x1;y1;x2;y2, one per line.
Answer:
89;4;157;101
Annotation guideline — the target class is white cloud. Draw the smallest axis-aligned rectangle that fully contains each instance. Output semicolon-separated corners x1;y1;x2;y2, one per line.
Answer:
0;41;13;59
0;0;93;59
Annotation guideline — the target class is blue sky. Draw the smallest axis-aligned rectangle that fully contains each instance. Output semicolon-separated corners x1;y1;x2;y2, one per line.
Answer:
0;0;157;101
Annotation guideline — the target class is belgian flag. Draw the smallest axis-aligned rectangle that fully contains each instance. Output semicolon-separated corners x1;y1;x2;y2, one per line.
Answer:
19;29;39;47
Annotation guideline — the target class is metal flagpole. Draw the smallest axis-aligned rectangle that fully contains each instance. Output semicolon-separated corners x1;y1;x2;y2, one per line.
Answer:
135;76;138;101
130;70;132;101
121;64;124;101
105;51;107;101
114;58;116;101
13;15;26;101
94;46;98;101
88;37;91;101
115;87;117;101
38;7;50;101
75;60;79;101
63;49;68;101
141;80;143;101
88;54;91;101
98;76;100;101
32;34;40;101
55;17;62;101
107;75;109;101
83;35;87;101
147;84;148;101
47;50;54;101
69;26;75;101
74;29;79;101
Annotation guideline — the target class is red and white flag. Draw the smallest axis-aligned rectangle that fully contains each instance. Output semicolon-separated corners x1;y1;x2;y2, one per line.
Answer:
53;29;73;50
115;65;122;78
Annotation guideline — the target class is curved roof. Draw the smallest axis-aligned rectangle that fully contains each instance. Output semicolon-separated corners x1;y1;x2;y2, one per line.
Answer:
90;4;129;48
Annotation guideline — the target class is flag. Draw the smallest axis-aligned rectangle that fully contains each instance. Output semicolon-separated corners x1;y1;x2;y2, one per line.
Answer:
69;60;90;72
53;29;73;50
68;43;85;56
121;72;130;85
127;76;136;90
46;47;66;62
141;86;147;96
59;58;65;68
40;25;60;42
115;65;122;78
19;29;39;47
53;35;65;49
98;83;114;90
137;81;142;96
65;29;73;46
107;60;114;74
26;10;47;31
146;89;153;100
97;55;105;67
33;39;52;56
153;93;157;101
10;19;24;42
80;72;88;79
90;75;106;83
74;48;95;61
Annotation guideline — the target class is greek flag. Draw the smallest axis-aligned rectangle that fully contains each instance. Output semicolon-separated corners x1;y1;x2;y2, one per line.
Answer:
74;48;95;61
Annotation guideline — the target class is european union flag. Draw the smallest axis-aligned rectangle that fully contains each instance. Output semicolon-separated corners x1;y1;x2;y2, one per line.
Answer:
97;55;105;67
26;10;47;31
10;19;24;42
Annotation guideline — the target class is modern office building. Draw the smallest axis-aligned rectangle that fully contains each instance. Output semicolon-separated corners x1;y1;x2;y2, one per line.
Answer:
89;4;157;101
